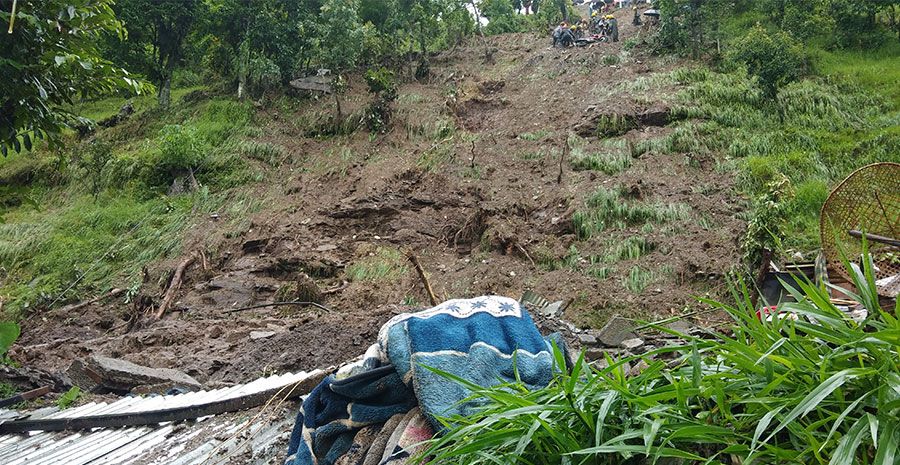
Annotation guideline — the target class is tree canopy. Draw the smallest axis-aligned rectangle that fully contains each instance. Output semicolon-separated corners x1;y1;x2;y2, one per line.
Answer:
0;0;148;155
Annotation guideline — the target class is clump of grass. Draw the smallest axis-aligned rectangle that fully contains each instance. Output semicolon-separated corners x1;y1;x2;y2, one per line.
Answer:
606;236;655;262
346;247;408;282
621;265;655;293
573;187;690;239
517;130;551;141
595;114;636;138
239;140;286;167
423;252;900;465
418;144;454;172
570;149;631;174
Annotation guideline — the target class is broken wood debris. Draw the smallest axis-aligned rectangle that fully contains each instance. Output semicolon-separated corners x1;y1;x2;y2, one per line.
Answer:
406;251;439;306
56;288;125;314
155;252;197;319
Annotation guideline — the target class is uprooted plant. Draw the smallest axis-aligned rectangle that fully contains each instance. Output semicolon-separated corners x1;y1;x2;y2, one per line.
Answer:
421;245;900;465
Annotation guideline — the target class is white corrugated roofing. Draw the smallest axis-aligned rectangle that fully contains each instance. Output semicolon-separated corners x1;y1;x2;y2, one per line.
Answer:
0;369;323;465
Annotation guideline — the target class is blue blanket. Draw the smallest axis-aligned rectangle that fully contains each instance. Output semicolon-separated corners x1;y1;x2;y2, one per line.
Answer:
378;296;562;428
285;296;564;465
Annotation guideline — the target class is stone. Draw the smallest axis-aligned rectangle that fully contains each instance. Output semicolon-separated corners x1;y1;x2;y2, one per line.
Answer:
665;318;692;335
621;337;645;350
250;330;277;340
67;356;200;394
596;314;638;347
208;326;223;339
577;332;599;347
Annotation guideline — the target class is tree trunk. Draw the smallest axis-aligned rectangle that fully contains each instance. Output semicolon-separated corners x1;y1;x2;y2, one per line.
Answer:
334;91;342;122
158;75;172;109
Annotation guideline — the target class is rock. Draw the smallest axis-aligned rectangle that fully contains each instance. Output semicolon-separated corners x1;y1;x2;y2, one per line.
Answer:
665;319;692;335
67;356;201;394
621;338;645;350
208;326;223;339
250;330;277;340
577;332;599;347
596;314;638;347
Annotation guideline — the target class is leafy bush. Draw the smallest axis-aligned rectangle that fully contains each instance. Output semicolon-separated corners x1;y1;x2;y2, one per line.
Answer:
423;252;900;465
727;25;808;99
153;124;206;185
364;67;398;133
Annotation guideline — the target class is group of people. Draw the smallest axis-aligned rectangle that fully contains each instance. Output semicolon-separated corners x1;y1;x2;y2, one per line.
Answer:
552;12;618;48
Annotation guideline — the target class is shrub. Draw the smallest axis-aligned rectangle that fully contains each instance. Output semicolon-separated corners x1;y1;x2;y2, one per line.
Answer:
364;67;398;133
152;124;206;187
727;25;808;99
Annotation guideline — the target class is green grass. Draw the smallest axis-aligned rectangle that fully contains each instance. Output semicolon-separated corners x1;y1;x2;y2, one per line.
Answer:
71;86;205;123
573;187;690;239
517;130;552;141
422;254;900;465
631;52;900;257
346;247;408;282
621;265;655;294
0;92;263;318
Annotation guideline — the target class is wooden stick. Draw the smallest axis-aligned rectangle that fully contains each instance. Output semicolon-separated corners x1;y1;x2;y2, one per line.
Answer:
406;251;439;306
57;288;125;314
154;253;197;319
557;136;569;185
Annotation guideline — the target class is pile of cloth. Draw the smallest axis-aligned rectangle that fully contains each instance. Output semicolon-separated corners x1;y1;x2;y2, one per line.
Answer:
285;296;567;465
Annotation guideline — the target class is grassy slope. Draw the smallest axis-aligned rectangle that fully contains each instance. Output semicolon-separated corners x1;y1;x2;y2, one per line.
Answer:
1;33;898;319
620;39;900;259
0;93;264;316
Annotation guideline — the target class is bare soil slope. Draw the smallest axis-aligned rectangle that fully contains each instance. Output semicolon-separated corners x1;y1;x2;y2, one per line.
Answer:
15;12;745;387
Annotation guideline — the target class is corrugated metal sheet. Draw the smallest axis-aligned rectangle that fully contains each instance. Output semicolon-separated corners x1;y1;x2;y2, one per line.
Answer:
0;370;323;464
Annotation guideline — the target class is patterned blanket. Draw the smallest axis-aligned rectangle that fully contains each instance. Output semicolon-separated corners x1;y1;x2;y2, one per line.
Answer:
285;296;563;465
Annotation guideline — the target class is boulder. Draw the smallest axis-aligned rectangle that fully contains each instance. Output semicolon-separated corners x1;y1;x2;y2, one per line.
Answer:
67;356;201;394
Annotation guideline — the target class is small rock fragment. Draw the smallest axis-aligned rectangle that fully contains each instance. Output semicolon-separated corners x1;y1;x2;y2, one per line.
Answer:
621;338;645;350
250;330;277;340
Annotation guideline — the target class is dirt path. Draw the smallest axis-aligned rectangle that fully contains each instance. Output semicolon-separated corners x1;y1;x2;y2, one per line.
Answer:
14;7;744;387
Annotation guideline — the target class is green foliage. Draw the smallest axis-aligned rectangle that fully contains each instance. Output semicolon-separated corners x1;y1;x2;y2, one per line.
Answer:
570;139;631;175
574;187;691;239
0;0;149;155
112;0;198;107
621;265;655;293
727;25;808;98
0;322;21;360
481;0;522;34
75;141;115;199
57;386;81;410
155;125;205;180
364;67;399;133
423;254;900;465
346;247;408;282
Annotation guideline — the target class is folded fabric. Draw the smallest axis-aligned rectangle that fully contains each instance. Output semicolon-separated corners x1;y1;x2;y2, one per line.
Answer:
378;296;563;430
285;365;417;465
378;407;434;465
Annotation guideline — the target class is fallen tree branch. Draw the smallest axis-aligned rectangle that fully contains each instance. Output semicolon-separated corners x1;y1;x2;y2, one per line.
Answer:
223;301;332;314
406;251;439;306
57;288;125;314
154;253;197;319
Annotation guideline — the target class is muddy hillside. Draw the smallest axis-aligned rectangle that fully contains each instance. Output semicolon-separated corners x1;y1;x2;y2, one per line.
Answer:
15;11;745;386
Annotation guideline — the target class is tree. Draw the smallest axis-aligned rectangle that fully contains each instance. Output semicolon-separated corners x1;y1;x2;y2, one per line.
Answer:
317;0;369;120
482;0;522;34
114;0;198;108
0;0;147;155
